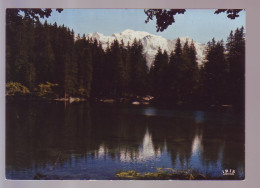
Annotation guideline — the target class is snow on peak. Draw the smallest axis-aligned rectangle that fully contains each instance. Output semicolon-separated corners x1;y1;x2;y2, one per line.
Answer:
120;29;151;37
179;36;193;41
86;30;206;68
120;29;135;34
91;32;103;39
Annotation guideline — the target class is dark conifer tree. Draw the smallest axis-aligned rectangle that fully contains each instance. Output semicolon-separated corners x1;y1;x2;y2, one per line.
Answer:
65;29;78;96
129;39;148;97
75;36;93;98
6;10;21;83
34;20;55;84
150;48;168;98
9;18;36;90
91;40;105;98
166;51;176;101
188;41;200;103
22;19;36;90
168;38;183;103
103;43;114;97
202;39;228;105
180;40;199;104
226;27;245;109
108;39;125;97
120;40;131;96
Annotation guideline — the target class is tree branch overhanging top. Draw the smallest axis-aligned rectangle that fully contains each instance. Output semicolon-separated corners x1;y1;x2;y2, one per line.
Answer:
145;9;243;32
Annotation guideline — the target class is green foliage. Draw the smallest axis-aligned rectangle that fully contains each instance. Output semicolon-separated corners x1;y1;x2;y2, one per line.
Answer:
37;82;58;98
116;169;201;180
6;82;30;96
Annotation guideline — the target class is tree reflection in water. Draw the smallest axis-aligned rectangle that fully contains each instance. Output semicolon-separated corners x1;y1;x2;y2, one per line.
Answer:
6;101;244;179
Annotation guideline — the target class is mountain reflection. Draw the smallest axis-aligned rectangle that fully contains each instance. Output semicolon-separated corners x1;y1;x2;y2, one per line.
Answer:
94;128;164;163
191;130;203;156
6;101;244;179
140;128;162;161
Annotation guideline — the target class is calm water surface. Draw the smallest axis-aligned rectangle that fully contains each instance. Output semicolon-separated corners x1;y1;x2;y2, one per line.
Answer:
6;101;244;180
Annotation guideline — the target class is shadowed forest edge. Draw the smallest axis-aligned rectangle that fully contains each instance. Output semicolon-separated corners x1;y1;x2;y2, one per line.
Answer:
6;9;245;110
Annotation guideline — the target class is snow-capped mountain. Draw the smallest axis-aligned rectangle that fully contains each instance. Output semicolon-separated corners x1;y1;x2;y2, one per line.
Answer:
87;29;206;68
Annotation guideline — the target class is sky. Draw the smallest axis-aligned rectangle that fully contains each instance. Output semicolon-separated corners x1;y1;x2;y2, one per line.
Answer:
42;9;245;44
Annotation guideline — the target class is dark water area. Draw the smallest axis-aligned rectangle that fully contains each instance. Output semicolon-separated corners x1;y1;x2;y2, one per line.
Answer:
6;100;245;180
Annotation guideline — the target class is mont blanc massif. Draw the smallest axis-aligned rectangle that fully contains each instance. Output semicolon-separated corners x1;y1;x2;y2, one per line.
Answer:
87;29;206;68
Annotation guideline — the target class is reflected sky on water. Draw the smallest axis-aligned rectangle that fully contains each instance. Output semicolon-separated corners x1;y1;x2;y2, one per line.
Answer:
6;101;244;180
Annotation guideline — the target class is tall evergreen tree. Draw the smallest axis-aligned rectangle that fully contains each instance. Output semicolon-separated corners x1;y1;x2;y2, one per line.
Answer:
180;40;199;104
202;39;228;105
120;40;131;96
102;44;114;97
168;38;183;103
226;27;245;109
8;18;36;90
64;29;77;97
188;41;200;103
129;39;148;97
75;36;93;98
34;20;55;84
150;48;168;98
91;40;105;98
106;39;125;97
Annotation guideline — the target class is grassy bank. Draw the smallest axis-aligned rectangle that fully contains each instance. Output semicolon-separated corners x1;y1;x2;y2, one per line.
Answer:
116;169;207;180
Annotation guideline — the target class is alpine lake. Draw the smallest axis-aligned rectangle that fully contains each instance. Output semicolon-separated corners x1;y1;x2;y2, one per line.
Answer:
6;100;245;180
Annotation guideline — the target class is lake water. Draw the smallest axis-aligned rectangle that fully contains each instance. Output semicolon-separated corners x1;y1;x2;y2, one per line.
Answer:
6;101;245;180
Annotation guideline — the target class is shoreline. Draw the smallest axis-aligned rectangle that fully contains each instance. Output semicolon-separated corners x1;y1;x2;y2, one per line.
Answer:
5;95;244;113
